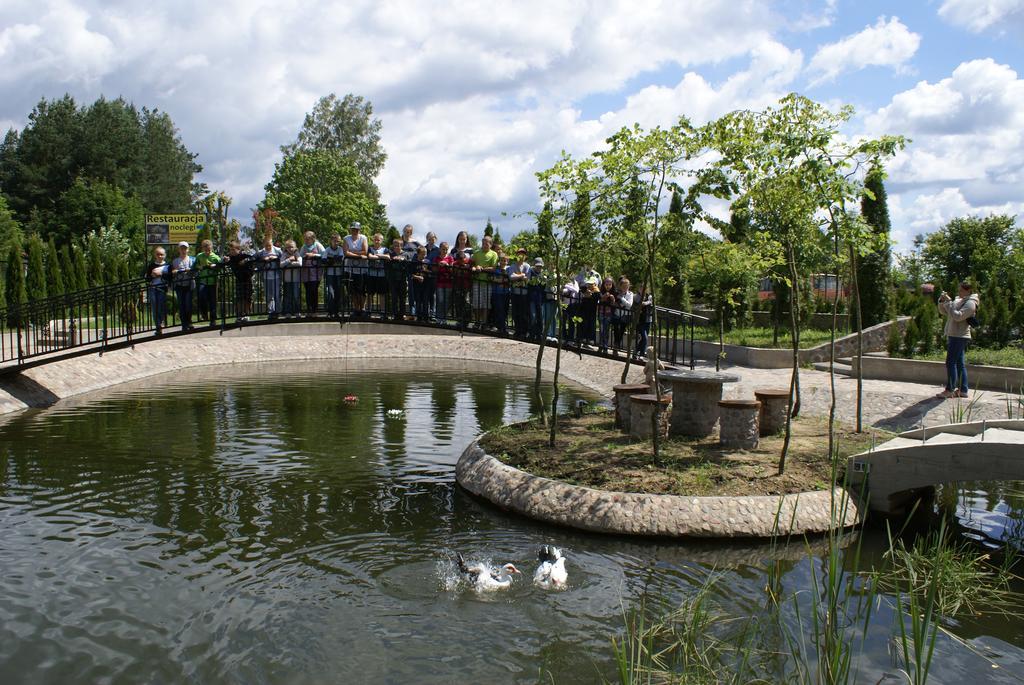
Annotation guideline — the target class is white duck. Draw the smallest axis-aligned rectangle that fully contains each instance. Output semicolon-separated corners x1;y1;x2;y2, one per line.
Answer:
456;552;521;591
533;545;568;589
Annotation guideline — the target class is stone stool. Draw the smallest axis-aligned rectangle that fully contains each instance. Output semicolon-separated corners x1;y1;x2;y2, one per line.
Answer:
657;370;740;438
629;394;672;440
613;383;652;431
753;388;790;436
718;399;761;449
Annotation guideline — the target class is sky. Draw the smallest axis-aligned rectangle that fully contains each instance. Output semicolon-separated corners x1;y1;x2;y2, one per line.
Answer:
1;0;1023;251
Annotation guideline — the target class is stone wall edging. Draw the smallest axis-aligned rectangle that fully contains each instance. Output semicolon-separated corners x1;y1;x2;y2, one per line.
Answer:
456;439;861;538
852;354;1024;393
686;317;911;369
0;330;646;416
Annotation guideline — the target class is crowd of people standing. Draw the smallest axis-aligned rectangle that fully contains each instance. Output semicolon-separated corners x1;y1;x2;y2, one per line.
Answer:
143;223;654;357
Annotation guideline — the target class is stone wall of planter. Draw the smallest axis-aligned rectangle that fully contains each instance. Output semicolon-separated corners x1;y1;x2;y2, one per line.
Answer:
456;440;861;538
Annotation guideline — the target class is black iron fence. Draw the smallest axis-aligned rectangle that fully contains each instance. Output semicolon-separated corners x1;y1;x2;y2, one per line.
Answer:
0;257;707;370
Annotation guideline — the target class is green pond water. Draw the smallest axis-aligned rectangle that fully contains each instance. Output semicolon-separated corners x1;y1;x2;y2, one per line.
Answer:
0;360;1022;684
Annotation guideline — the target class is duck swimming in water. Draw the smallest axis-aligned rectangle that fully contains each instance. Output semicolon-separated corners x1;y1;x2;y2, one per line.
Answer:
533;545;567;589
455;552;521;591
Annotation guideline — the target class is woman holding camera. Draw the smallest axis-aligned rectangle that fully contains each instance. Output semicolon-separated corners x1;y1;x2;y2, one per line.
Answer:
937;281;980;398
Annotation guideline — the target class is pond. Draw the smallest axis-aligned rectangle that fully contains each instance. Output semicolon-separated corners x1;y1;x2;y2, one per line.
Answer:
0;360;1022;684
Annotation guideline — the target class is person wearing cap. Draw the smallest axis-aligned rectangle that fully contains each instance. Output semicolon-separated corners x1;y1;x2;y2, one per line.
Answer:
508;248;531;337
171;241;197;330
256;235;283;319
344;221;368;315
527;257;553;340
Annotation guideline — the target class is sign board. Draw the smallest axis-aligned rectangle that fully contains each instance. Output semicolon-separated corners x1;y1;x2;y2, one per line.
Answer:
146;214;204;245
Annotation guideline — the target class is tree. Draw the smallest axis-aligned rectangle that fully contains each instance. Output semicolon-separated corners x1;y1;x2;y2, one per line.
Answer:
921;215;1020;288
566;190;598;271
858;165;892;327
58;245;75;293
484;219;494;238
25;235;47;301
45;237;65;298
5;239;26;326
70;244;88;292
86;233;103;288
262;150;388;243
281;93;387;184
690;240;767;369
53;177;145;247
0;196;22;248
384;225;401;246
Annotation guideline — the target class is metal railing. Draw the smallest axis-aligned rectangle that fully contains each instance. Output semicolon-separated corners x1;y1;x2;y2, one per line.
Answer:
0;257;706;372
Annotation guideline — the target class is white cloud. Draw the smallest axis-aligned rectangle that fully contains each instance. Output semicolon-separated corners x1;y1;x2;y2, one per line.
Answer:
807;16;920;86
862;59;1024;250
938;0;1024;33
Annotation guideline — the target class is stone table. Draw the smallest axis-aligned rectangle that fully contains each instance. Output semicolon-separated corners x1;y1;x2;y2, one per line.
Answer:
718;399;761;449
658;369;740;437
613;383;652;431
629;393;672;440
754;388;790;436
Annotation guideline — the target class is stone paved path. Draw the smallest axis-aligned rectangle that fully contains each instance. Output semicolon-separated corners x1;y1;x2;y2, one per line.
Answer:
713;359;1013;432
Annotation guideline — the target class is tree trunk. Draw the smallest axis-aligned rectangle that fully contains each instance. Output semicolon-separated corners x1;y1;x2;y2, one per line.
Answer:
534;318;547;427
850;244;863;433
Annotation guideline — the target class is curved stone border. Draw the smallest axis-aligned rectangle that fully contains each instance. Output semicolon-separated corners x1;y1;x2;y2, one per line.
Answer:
456;439;861;538
0;325;648;416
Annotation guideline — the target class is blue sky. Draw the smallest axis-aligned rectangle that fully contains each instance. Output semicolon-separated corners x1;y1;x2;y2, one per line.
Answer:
1;0;1023;252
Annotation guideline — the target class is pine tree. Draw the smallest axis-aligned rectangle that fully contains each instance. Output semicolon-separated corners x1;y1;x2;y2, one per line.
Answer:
484;219;494;238
384;225;400;246
58;245;75;293
858;165;892;327
71;244;88;292
45;237;65;298
886;320;902;357
5;239;27;326
901;317;920;358
668;188;683;217
86;234;103;287
26;235;47;301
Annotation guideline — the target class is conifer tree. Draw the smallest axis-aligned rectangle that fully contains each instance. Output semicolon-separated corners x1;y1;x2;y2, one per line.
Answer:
858;165;892;327
58;245;75;293
26;235;47;301
45;237;65;298
5;239;27;326
71;244;88;292
484;219;494;238
86;234;103;287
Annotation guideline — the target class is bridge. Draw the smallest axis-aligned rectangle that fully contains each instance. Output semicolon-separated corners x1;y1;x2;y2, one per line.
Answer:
848;419;1024;516
0;262;705;375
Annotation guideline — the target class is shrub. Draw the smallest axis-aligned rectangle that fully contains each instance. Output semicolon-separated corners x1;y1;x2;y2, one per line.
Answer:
887;319;903;357
902;318;920;358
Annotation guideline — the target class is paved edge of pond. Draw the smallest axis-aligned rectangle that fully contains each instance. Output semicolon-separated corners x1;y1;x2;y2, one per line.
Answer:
456;438;861;538
0;327;647;416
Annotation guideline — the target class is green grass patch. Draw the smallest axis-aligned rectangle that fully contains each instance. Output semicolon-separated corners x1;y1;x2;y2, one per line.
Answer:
915;345;1024;369
690;326;841;350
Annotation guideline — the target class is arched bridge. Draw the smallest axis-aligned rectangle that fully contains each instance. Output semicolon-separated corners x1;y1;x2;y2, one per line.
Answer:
848;419;1024;516
0;262;705;375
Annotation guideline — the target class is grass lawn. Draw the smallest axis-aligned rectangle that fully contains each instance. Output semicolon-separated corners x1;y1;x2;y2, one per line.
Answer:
480;410;884;497
914;345;1024;369
690;325;841;350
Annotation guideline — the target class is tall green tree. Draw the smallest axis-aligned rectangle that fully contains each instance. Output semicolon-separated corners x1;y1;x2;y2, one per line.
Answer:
25;235;47;301
0;195;23;247
58;245;75;293
70;244;88;292
262;149;387;241
858;165;892;327
566;190;597;270
5;239;26;325
0;95;199;238
921;214;1019;288
484;219;494;238
86;234;103;288
281;93;387;185
46;237;65;297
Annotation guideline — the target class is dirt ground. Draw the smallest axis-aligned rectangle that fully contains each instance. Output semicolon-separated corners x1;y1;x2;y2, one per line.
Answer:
479;410;884;497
